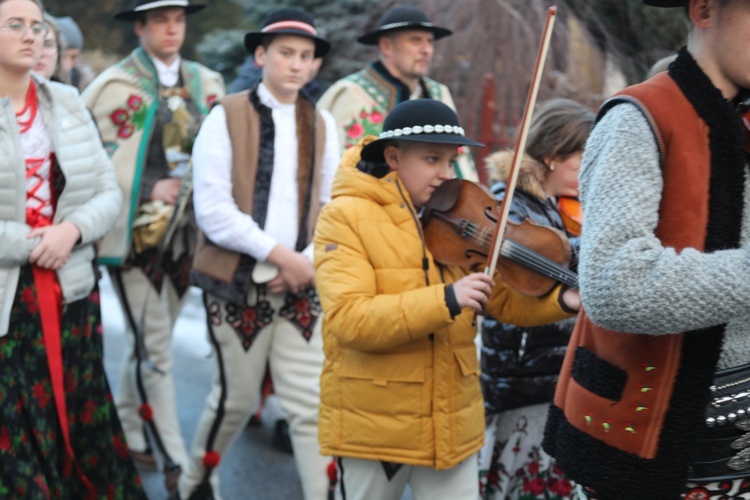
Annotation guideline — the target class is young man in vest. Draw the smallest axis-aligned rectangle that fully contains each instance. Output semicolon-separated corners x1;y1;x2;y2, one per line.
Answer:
317;5;478;181
543;0;750;498
82;0;224;495
179;8;340;499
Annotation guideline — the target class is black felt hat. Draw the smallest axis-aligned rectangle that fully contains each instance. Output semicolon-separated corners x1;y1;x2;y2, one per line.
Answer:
361;100;483;163
358;6;453;45
642;0;686;7
114;0;205;22
244;8;331;58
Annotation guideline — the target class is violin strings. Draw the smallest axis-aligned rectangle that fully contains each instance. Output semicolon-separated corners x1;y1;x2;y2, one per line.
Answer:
448;219;578;288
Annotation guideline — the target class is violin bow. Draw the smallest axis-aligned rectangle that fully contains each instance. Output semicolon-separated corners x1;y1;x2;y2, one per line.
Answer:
485;6;557;279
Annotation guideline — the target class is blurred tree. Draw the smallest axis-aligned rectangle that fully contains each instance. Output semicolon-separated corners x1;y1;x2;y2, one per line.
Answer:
565;0;687;82
43;0;245;61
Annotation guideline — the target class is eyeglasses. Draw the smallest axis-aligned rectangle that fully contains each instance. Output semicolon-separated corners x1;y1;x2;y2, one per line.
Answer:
0;19;49;38
41;38;57;53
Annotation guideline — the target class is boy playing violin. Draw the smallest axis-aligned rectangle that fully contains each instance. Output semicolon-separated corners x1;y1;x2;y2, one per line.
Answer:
313;99;579;499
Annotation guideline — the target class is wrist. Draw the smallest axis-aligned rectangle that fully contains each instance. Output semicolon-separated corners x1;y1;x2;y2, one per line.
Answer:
266;244;292;267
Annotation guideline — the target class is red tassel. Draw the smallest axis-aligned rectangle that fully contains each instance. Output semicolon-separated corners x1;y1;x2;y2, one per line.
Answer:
137;403;153;421
203;451;221;469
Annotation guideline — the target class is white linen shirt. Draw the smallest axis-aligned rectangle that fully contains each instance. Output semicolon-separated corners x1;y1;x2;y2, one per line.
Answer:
152;55;181;87
192;83;340;262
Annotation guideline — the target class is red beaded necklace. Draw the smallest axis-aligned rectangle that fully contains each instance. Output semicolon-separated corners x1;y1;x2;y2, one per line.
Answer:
15;81;38;134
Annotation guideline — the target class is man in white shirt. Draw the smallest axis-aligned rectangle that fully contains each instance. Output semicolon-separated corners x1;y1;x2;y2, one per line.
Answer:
82;1;224;496
179;7;340;500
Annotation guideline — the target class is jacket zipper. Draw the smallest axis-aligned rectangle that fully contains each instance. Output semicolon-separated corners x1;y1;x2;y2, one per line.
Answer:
396;179;430;286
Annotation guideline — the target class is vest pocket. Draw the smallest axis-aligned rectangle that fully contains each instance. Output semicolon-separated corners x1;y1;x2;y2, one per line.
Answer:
572;346;627;401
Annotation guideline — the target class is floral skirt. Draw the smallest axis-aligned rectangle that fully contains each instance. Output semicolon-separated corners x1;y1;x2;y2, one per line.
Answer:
0;265;145;499
479;403;582;500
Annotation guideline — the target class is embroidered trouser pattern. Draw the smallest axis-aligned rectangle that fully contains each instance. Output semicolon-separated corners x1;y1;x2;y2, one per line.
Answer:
179;290;328;500
109;267;189;471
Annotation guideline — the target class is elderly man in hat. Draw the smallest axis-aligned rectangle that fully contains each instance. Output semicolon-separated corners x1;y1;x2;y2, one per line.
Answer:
179;6;339;500
318;5;477;181
82;0;224;495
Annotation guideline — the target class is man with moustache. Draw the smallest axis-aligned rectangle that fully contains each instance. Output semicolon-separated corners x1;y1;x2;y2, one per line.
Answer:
318;5;478;181
83;0;224;495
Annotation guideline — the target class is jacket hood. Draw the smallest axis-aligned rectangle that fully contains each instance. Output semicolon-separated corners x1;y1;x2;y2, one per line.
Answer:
330;135;414;208
485;150;547;200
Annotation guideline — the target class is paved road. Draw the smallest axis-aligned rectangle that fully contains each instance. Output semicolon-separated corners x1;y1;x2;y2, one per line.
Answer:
100;274;304;500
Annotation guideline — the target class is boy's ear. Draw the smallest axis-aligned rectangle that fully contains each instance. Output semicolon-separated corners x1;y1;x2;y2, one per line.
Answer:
254;45;267;66
383;144;400;171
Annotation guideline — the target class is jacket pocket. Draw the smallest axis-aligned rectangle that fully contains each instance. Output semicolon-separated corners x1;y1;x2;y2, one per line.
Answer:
572;346;627;401
338;350;425;448
452;345;482;414
454;345;481;377
340;350;424;385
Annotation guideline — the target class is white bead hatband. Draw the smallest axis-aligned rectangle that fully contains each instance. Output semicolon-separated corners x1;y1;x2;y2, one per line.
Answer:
379;124;465;139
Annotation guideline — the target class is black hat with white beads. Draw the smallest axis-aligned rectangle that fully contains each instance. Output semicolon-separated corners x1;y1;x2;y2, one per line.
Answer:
360;99;483;163
358;6;452;45
114;0;205;22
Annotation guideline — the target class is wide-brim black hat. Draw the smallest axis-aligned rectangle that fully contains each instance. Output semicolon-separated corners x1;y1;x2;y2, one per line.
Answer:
244;7;331;58
642;0;685;7
358;6;452;45
361;99;483;163
115;0;205;21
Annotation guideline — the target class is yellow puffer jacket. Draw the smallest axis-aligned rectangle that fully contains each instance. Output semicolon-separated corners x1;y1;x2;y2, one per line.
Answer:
314;137;572;470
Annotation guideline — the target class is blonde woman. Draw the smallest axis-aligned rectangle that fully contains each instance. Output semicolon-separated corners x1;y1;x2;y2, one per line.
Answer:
478;98;594;500
0;0;144;496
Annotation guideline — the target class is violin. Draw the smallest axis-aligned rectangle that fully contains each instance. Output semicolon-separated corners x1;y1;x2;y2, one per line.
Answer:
557;196;582;237
422;179;578;297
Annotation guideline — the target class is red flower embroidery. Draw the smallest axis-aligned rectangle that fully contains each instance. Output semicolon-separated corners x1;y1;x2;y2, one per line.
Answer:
241;308;258;334
685;487;710;500
118;124;135;139
33;382;50;409
64;372;75;393
369;111;383;124
81;400;96;424
346;122;364;139
21;287;38;314
109;108;130;126
112;435;129;458
523;477;547;495
359;110;368;119
557;478;573;496
127;95;144;111
0;426;9;451
527;460;539;476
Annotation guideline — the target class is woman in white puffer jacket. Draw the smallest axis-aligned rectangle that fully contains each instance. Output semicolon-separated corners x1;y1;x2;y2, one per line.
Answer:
0;0;145;496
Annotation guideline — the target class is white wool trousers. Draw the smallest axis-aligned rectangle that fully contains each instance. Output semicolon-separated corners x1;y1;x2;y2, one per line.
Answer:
179;290;330;500
335;455;479;500
109;267;189;471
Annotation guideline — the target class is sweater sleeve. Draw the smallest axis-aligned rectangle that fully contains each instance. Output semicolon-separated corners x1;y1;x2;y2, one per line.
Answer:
579;103;750;334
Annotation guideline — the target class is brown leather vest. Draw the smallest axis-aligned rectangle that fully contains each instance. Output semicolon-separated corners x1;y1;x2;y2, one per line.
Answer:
191;90;326;304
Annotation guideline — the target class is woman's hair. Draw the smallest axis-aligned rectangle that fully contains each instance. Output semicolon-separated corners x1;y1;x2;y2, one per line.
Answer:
525;98;595;168
43;13;62;80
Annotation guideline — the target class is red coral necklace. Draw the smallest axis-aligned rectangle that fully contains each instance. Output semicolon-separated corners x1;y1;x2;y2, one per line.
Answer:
15;80;38;134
